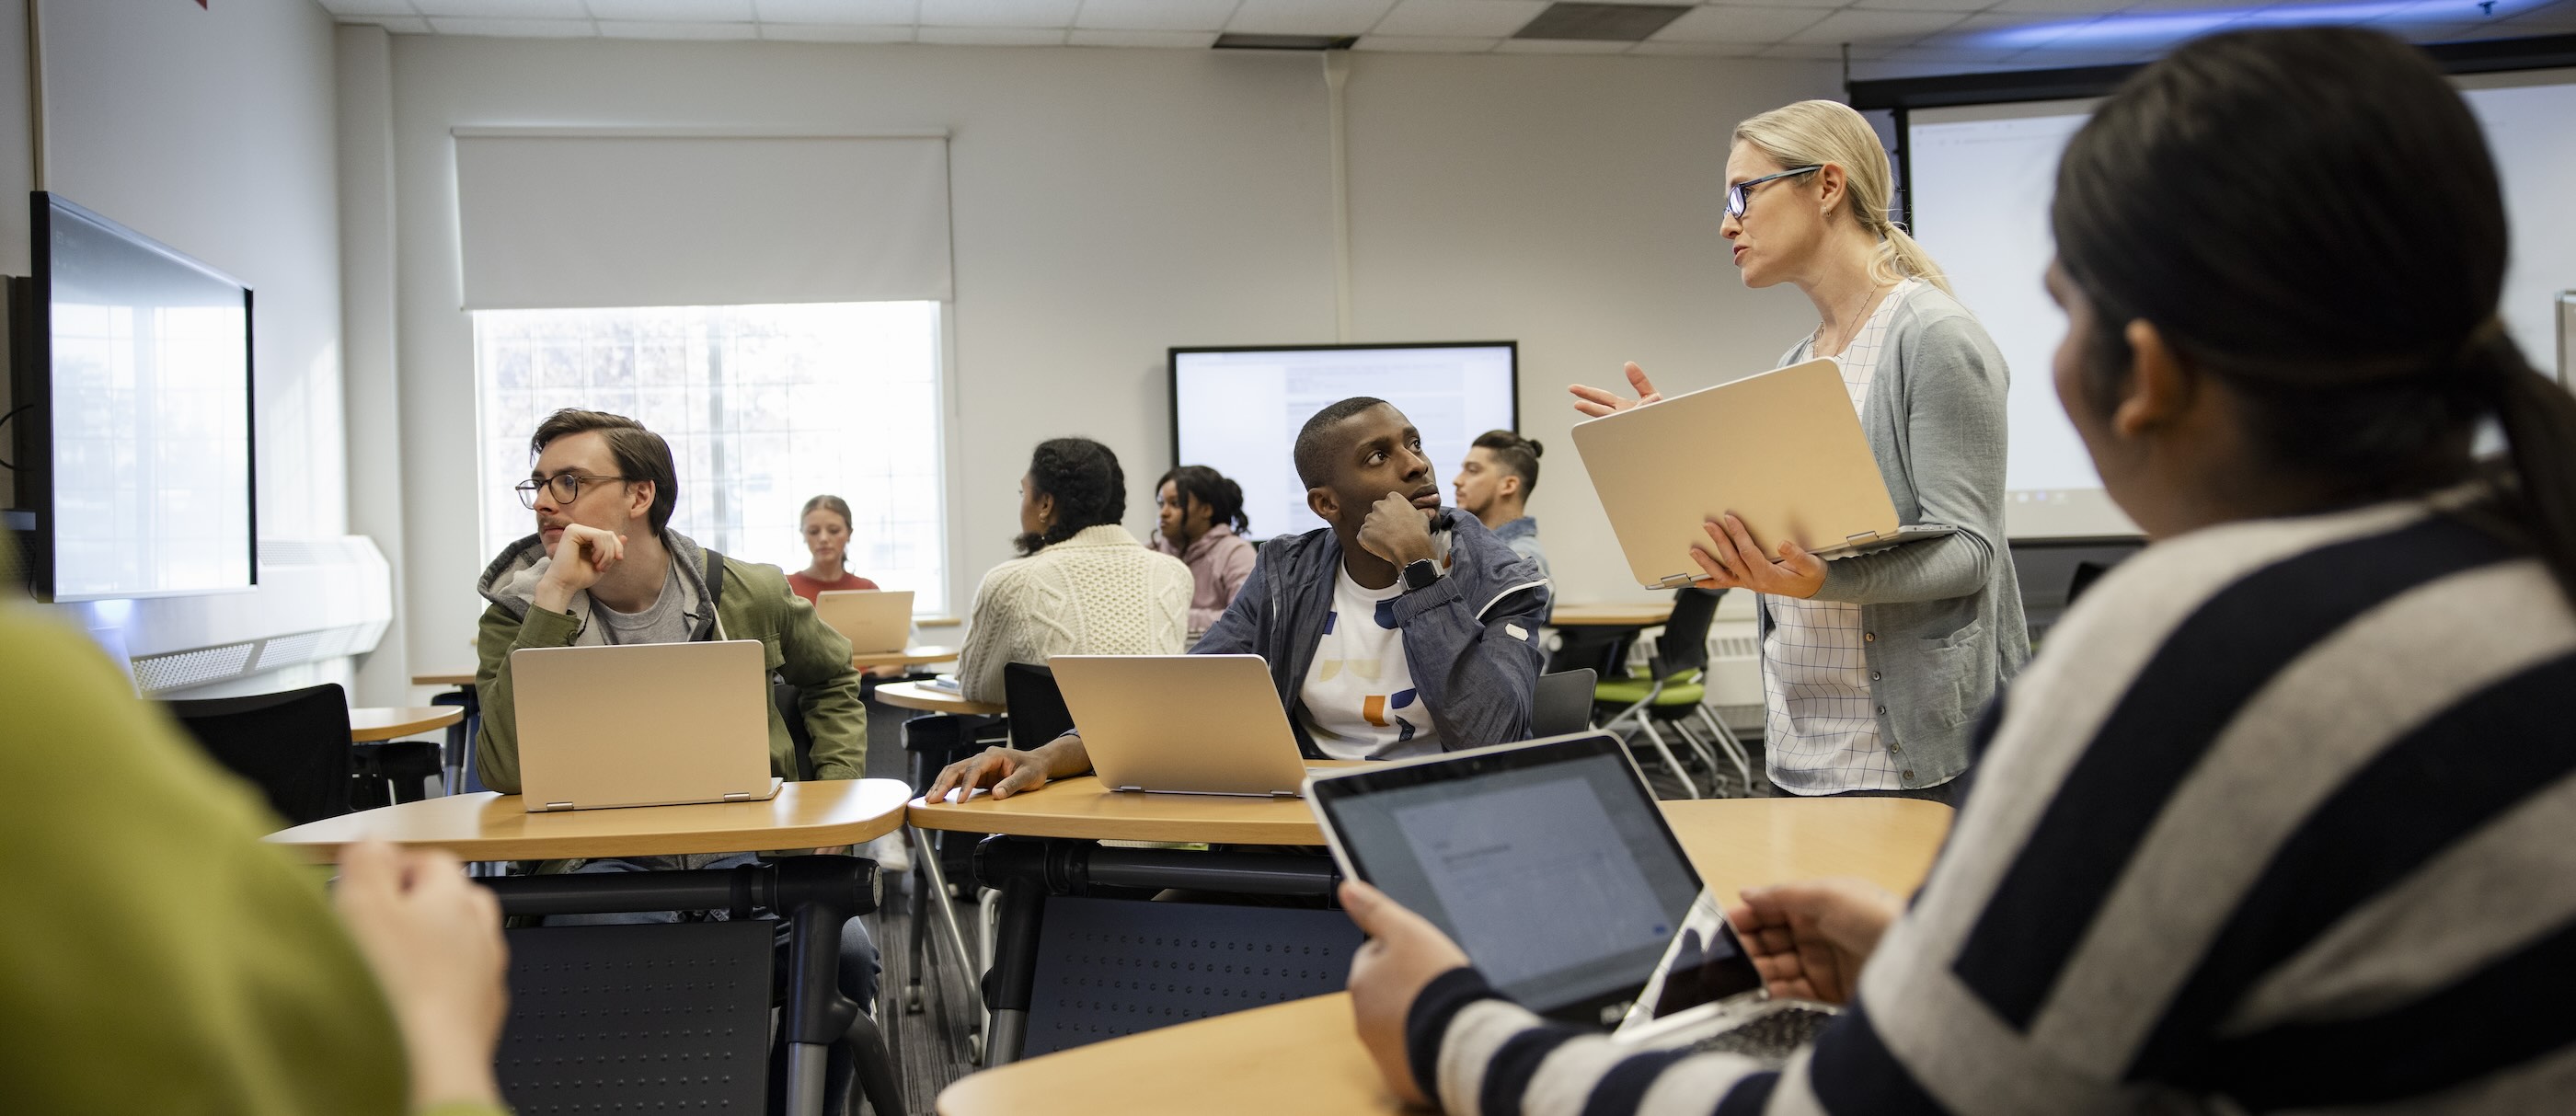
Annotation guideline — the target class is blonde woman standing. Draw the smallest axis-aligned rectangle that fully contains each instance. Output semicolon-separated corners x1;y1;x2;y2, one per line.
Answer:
1572;100;2025;802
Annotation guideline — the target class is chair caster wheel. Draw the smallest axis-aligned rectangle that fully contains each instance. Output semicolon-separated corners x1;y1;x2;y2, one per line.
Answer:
969;1034;984;1065
904;987;925;1014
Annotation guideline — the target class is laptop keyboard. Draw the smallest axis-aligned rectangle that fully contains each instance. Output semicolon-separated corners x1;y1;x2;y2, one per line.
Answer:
1685;1005;1837;1067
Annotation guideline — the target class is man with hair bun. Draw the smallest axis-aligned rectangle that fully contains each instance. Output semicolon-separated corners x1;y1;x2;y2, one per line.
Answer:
1453;430;1550;581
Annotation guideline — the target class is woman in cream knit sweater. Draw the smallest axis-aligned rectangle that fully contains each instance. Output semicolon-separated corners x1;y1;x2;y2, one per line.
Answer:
956;437;1192;703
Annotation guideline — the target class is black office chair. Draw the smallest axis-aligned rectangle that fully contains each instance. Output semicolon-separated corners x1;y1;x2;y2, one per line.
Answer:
165;683;355;825
1531;669;1597;738
1003;662;1074;752
1592;588;1751;798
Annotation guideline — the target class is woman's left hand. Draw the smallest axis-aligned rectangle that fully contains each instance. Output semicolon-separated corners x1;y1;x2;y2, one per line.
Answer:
1343;880;1472;1108
1688;513;1827;599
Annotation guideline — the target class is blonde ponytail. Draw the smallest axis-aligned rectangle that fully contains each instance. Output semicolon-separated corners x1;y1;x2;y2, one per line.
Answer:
1734;100;1953;296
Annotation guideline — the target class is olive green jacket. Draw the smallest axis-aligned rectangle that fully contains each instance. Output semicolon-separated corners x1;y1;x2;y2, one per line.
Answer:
473;529;866;794
0;605;504;1116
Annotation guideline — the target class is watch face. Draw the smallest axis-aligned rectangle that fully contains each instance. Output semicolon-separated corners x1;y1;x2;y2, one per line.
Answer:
1405;559;1438;590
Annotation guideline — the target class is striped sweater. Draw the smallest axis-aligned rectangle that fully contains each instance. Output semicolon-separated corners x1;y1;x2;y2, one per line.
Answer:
1411;493;2576;1115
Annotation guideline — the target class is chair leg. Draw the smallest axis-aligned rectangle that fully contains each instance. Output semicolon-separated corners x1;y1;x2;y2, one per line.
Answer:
1696;707;1754;794
843;1009;906;1116
1637;721;1701;799
1670;719;1727;795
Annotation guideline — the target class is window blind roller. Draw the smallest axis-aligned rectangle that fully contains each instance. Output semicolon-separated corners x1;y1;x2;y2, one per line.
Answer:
454;132;951;310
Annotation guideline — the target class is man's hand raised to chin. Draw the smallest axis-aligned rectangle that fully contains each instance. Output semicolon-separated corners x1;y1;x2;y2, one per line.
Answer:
1357;491;1438;570
532;523;627;615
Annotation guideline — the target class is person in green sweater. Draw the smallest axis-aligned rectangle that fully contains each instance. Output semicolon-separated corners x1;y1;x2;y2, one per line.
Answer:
0;604;511;1115
471;408;878;1113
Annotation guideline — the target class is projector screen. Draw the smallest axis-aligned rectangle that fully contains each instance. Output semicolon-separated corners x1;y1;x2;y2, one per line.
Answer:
1170;343;1517;540
1906;67;2576;538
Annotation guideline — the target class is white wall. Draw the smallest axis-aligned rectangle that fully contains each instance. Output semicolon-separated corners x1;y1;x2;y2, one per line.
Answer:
41;0;347;543
378;37;1837;674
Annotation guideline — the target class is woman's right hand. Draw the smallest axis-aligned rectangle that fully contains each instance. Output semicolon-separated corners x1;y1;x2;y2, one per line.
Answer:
1569;362;1664;417
1722;878;1903;1005
926;743;1056;801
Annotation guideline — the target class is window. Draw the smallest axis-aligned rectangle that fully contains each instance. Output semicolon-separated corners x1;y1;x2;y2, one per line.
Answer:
475;302;947;614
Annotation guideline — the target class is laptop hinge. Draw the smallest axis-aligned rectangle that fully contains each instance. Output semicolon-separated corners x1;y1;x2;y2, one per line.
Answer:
1656;573;1696;589
542;801;576;812
1845;530;1881;544
1112;785;1144;793
721;791;755;802
1271;789;1301;798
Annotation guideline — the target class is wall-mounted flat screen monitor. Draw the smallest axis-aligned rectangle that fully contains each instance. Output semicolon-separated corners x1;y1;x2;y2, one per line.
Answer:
11;192;256;601
1171;342;1517;540
1903;66;2576;538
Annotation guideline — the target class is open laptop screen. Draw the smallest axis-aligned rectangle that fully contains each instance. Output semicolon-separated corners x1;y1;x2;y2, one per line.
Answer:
1312;735;1703;1018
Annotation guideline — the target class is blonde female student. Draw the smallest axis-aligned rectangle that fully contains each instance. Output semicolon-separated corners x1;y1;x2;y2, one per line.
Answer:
1571;99;2025;802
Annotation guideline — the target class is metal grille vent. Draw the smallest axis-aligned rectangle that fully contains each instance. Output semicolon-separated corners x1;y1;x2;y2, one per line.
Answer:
132;642;259;693
253;630;326;673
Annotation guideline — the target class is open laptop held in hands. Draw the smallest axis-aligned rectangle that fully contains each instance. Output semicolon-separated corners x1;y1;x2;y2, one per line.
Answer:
1048;653;1317;797
1573;358;1956;590
509;640;784;811
1307;732;1838;1065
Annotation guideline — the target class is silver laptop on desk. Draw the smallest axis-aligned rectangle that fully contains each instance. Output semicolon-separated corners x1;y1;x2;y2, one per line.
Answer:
1049;654;1314;797
1573;358;1955;590
816;589;913;654
510;640;784;811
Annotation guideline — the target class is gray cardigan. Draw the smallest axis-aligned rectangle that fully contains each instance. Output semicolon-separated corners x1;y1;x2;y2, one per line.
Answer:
1773;282;2029;788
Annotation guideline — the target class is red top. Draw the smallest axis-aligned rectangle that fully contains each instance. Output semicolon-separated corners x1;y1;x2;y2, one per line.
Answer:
788;570;880;604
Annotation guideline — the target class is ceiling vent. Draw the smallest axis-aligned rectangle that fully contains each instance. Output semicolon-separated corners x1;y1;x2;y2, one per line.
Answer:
1213;32;1359;51
1514;2;1692;41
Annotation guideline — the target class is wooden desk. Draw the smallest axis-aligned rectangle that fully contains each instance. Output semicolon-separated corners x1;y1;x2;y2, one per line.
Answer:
907;766;1359;846
937;797;1953;1115
1548;602;1675;627
875;680;1006;716
412;672;477;688
349;706;465;742
853;645;959;670
263;777;914;862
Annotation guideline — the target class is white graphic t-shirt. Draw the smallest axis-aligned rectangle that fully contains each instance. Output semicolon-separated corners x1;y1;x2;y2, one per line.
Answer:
1299;537;1453;761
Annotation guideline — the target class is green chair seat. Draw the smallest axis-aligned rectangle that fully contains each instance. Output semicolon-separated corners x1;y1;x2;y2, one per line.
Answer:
1593;673;1706;708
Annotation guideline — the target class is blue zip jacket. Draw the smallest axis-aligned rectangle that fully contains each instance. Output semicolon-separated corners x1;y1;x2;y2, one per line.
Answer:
1193;509;1552;756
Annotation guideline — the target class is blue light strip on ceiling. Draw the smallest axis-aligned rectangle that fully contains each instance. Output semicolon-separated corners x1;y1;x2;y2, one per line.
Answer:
1972;0;2547;50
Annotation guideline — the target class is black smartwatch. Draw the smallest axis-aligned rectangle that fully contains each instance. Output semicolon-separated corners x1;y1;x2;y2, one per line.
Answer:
1401;558;1442;593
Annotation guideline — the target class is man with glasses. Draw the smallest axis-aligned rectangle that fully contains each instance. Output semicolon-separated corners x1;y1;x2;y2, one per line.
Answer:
469;408;880;1109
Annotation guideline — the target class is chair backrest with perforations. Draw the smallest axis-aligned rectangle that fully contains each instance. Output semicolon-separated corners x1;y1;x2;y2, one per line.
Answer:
166;683;354;825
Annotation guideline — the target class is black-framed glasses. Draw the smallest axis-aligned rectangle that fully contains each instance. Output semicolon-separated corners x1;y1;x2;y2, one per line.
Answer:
515;473;633;509
1726;165;1823;219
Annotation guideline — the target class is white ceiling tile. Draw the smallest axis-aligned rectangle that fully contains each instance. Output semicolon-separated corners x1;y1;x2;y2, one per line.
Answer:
1847;0;1995;12
1975;0;2123;13
753;0;918;24
917;0;1082;27
1871;42;2025;62
1935;9;2104;49
1655;6;1831;43
916;23;1071;40
1782;8;1967;44
1492;36;1633;50
1353;32;1504;48
598;18;763;36
760;21;917;38
423;17;600;34
1373;0;1545;36
342;14;438;30
1066;27;1222;44
317;0;423;17
414;0;587;16
1226;0;1399;35
585;0;754;19
1072;0;1241;30
1627;38;1766;53
1754;40;1863;58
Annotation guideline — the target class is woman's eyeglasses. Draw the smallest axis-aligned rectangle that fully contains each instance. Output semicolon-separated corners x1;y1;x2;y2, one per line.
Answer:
1726;165;1823;219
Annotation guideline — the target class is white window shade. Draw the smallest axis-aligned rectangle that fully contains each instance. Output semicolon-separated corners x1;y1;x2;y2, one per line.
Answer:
454;132;951;310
